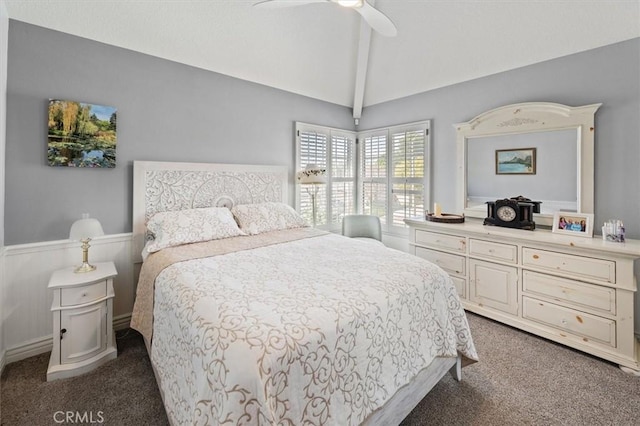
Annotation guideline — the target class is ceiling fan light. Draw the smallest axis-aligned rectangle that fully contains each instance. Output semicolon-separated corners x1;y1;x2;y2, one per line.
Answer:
337;0;363;8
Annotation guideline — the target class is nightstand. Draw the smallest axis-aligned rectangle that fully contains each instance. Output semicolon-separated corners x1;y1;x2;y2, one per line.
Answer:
47;261;117;381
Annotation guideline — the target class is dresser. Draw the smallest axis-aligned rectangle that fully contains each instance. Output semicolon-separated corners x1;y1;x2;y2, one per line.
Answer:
406;218;640;373
47;261;118;381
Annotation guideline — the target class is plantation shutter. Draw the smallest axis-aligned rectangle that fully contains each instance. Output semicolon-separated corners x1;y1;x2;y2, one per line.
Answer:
295;123;356;229
360;121;430;234
391;126;427;227
361;131;388;224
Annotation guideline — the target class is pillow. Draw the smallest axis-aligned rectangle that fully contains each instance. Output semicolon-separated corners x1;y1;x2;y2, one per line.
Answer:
146;207;245;253
231;202;308;235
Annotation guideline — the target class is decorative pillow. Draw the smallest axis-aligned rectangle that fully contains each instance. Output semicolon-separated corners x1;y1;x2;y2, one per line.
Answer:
146;207;245;253
231;202;308;235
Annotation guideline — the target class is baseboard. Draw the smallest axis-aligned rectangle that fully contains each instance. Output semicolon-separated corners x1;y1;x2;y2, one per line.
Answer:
5;334;53;364
5;313;133;365
113;313;132;331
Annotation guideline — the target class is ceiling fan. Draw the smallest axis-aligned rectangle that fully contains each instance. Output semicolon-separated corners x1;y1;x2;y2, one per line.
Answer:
253;0;397;37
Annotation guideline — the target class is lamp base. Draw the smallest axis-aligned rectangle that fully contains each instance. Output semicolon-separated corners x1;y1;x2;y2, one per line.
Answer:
74;262;97;274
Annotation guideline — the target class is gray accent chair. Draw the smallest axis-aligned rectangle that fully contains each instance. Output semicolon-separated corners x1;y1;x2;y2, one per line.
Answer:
341;215;382;242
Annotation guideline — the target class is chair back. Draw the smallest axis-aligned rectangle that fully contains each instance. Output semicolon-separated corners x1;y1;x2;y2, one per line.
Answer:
342;215;382;241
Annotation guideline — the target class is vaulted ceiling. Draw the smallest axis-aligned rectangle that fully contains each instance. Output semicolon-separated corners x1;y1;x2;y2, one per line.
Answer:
5;0;639;112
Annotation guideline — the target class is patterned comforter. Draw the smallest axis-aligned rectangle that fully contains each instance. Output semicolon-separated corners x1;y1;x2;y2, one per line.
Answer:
133;229;478;425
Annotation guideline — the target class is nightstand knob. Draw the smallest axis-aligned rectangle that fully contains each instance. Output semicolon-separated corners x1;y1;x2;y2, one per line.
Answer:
60;328;67;339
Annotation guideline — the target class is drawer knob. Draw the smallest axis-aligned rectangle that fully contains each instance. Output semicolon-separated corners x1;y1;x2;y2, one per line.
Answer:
82;292;87;297
561;319;567;325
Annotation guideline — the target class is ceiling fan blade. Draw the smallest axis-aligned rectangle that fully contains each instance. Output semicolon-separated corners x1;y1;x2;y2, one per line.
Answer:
253;0;327;8
355;1;397;37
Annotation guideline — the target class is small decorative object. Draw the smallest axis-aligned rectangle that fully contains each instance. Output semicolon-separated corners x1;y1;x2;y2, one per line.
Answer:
426;212;465;223
552;212;594;238
433;202;442;216
602;219;625;242
496;148;536;175
484;196;540;230
296;164;327;227
69;214;105;273
48;99;117;168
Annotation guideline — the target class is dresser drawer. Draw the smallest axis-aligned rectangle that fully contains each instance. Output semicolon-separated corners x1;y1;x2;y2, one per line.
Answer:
415;230;466;253
522;248;615;284
450;276;466;299
415;247;466;276
522;296;616;347
469;239;517;263
61;281;107;307
523;271;616;315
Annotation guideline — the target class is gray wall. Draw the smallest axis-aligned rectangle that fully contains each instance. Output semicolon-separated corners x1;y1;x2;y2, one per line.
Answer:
5;22;640;244
5;21;354;245
360;38;640;240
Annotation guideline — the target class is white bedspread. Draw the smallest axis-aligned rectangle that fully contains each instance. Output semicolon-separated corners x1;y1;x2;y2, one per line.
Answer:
149;232;478;425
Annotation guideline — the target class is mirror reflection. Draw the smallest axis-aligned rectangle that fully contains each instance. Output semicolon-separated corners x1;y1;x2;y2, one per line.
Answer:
466;128;578;215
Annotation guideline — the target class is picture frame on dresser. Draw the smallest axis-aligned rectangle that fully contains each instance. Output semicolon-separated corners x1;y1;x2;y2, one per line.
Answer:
552;212;594;237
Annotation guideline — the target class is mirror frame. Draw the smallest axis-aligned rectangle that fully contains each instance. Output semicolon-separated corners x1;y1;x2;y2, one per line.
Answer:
455;102;601;226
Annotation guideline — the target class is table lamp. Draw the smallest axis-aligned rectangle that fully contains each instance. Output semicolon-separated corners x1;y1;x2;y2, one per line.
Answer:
69;214;104;273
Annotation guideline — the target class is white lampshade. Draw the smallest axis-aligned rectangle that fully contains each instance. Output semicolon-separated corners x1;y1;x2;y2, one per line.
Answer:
296;164;327;185
69;215;104;273
69;216;104;240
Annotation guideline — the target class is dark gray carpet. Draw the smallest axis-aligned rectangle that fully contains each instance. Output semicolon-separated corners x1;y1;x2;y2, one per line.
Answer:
2;313;639;425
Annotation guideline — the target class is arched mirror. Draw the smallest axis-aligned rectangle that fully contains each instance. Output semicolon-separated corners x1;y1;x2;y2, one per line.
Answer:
455;102;601;226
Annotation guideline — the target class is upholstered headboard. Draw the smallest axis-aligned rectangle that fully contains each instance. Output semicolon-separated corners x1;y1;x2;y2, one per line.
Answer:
132;161;288;261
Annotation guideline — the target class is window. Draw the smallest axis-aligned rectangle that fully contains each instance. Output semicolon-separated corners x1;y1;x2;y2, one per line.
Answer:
295;123;356;230
296;120;429;235
360;121;430;234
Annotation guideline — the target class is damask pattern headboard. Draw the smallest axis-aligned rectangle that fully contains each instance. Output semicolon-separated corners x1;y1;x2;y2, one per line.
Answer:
132;161;288;261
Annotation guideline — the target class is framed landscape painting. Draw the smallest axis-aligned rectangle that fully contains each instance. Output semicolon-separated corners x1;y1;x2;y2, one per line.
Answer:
48;99;117;168
495;147;536;175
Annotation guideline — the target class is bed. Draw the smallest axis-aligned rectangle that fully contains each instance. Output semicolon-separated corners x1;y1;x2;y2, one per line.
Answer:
130;161;478;425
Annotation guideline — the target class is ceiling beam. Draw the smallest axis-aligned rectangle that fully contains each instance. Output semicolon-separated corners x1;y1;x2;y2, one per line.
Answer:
352;0;374;124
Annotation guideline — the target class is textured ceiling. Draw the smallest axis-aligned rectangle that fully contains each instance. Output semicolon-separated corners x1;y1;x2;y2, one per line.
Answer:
5;0;640;109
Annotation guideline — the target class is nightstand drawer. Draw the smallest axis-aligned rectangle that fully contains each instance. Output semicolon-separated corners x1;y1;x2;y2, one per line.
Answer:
523;270;616;315
469;239;517;263
61;281;107;306
522;248;615;284
415;230;466;253
522;296;616;347
416;247;466;276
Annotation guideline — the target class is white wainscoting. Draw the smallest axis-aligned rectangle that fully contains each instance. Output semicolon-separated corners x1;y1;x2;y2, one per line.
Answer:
3;233;135;364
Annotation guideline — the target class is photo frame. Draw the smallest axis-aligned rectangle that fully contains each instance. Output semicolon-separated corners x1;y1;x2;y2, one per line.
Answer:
48;99;117;168
552;212;594;238
495;148;536;175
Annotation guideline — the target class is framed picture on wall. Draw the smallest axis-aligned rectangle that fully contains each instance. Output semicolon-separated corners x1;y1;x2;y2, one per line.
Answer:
552;212;594;238
495;147;536;175
47;99;117;168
